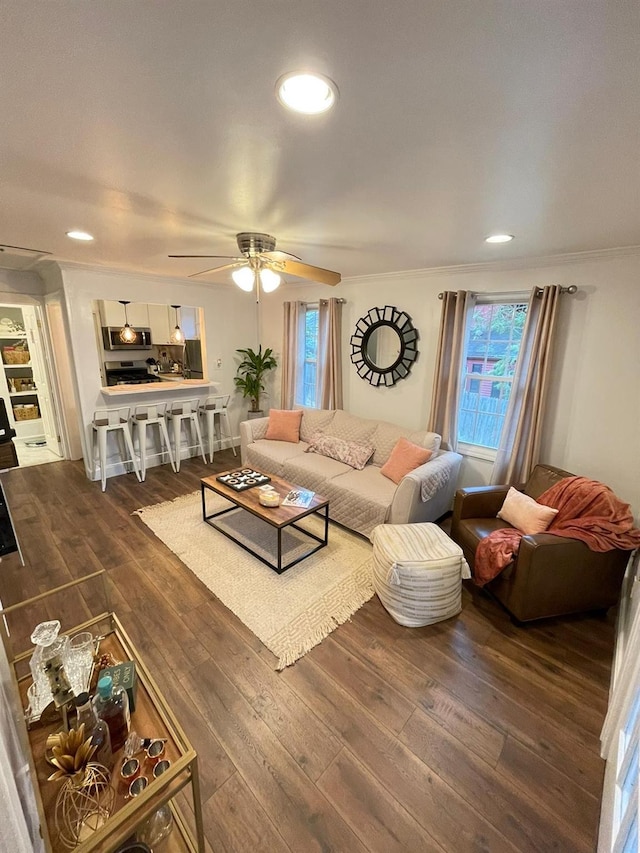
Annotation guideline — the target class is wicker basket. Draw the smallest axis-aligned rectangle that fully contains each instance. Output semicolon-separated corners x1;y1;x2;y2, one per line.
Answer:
3;347;30;364
13;405;39;421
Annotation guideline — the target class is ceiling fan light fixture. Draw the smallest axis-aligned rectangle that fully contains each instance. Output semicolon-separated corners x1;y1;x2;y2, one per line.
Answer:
485;234;514;244
276;72;338;115
259;268;281;292
232;266;255;292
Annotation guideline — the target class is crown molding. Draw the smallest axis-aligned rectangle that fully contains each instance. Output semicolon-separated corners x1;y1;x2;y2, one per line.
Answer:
38;258;229;291
342;244;640;284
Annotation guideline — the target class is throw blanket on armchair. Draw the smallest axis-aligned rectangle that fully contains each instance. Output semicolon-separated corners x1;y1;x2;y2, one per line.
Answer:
474;476;640;586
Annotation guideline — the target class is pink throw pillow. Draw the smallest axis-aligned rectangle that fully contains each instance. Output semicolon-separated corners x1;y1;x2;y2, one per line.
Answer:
265;409;303;443
497;487;559;535
380;437;433;484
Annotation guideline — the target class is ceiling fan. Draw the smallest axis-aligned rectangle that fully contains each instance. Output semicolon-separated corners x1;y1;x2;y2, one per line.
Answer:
169;232;341;293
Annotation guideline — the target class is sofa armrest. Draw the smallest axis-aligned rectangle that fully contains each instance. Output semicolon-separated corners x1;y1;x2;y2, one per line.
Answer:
239;416;269;464
453;486;510;520
388;451;462;525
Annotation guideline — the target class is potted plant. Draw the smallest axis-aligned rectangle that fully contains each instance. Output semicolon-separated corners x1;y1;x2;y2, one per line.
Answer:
234;345;277;414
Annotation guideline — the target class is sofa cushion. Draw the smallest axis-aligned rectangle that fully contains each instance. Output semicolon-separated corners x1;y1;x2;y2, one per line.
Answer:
298;408;336;442
306;432;375;470
497;487;559;535
380;438;433;484
323;466;399;538
322;410;377;444
372;421;441;466
265;409;302;442
282;452;352;494
245;439;308;478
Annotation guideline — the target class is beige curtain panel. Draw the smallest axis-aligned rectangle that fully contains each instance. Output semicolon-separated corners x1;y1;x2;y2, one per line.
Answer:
280;301;303;409
427;290;474;450
317;297;343;410
492;285;561;484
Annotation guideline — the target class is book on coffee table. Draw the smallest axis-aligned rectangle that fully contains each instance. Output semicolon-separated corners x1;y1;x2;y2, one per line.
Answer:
281;488;315;508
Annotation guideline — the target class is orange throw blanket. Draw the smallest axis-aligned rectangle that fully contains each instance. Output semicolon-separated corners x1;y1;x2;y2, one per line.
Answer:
474;476;640;586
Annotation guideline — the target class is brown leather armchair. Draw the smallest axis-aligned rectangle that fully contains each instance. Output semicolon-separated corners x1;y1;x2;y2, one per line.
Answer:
450;463;630;622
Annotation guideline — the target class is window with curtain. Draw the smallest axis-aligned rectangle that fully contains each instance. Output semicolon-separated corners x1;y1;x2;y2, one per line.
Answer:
281;298;343;412
458;297;529;457
299;304;319;407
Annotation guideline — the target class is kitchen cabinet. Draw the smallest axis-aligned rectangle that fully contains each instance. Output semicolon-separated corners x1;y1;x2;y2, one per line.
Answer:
99;300;150;328
1;574;205;853
148;303;172;344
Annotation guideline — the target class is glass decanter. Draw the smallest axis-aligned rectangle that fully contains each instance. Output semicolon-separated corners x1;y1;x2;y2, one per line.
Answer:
28;620;70;718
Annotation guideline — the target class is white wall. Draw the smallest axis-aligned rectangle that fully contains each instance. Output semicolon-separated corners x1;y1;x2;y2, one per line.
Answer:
56;264;258;472
259;249;640;516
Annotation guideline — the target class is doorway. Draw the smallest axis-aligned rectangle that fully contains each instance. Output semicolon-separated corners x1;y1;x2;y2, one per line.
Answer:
0;302;63;468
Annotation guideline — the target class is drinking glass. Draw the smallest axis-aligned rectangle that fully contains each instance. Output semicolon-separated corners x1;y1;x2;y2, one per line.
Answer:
67;631;95;694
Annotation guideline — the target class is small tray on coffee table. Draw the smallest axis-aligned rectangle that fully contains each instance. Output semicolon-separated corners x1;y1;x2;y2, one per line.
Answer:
216;468;271;492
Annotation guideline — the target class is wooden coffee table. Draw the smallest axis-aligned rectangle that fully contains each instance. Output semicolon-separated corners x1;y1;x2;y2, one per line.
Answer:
200;470;329;574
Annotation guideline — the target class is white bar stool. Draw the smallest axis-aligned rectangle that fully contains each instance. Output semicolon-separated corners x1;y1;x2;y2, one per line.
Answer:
130;403;176;480
91;407;142;491
198;394;237;463
165;398;207;472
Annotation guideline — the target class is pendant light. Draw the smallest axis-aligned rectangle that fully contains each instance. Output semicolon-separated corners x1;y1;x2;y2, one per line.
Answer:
170;305;184;344
118;300;137;344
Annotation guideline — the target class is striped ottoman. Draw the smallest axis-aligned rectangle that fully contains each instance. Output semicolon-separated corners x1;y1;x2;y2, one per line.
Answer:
371;522;471;627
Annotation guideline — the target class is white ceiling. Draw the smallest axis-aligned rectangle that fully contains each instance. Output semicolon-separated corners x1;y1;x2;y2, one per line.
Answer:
1;1;639;284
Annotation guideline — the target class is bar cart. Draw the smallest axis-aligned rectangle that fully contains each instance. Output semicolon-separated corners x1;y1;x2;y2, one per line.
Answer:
0;570;205;852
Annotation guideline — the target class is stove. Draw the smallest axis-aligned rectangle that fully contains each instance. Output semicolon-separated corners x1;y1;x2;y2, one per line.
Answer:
104;360;162;387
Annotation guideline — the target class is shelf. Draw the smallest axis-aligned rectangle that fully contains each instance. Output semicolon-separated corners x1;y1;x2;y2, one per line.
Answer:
9;391;38;397
0;332;27;338
4;362;32;368
9;610;204;853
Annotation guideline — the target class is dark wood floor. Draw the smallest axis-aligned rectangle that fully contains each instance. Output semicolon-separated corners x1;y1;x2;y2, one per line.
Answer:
0;453;614;852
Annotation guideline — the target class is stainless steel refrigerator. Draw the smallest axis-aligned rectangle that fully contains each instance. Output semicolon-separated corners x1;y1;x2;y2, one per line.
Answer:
184;339;203;378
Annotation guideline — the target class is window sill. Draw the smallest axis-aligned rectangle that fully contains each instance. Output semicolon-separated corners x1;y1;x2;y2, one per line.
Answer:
458;443;497;463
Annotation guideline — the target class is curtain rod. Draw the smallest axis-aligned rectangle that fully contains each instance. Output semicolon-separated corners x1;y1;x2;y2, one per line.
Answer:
437;285;578;299
319;297;346;303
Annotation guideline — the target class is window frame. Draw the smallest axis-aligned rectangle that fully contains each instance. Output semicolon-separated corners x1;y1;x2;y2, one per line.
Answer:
295;302;320;410
457;293;529;460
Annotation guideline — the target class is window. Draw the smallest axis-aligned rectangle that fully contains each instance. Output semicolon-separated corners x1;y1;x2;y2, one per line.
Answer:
599;555;640;852
297;304;319;408
458;299;528;452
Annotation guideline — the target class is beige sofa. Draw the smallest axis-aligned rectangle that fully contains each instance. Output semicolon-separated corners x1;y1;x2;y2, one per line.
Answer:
240;409;462;538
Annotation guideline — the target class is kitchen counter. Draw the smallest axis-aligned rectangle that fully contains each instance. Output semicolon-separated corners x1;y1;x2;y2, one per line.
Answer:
101;379;216;396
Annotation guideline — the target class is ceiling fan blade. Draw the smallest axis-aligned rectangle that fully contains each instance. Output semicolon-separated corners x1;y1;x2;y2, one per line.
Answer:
263;249;302;262
189;261;243;278
277;259;341;286
169;254;239;259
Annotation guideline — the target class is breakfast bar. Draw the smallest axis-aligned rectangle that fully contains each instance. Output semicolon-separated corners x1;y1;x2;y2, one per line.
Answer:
100;378;216;396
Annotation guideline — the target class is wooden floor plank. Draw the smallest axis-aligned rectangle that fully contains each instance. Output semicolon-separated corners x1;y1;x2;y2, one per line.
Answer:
400;707;594;853
317;747;446;853
202;772;291;853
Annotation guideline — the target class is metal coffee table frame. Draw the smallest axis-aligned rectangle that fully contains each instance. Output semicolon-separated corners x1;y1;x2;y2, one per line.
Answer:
201;480;329;574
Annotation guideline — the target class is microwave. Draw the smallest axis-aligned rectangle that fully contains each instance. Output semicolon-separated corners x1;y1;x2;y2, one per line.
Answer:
102;326;153;350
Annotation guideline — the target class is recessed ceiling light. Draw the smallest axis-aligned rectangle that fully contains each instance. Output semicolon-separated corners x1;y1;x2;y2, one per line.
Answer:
485;234;514;244
276;72;338;115
66;230;94;241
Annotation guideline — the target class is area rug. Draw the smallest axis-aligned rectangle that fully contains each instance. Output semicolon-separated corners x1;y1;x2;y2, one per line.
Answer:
134;491;374;668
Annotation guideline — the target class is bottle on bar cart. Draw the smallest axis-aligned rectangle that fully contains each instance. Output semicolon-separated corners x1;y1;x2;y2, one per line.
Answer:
93;674;130;753
74;691;114;769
